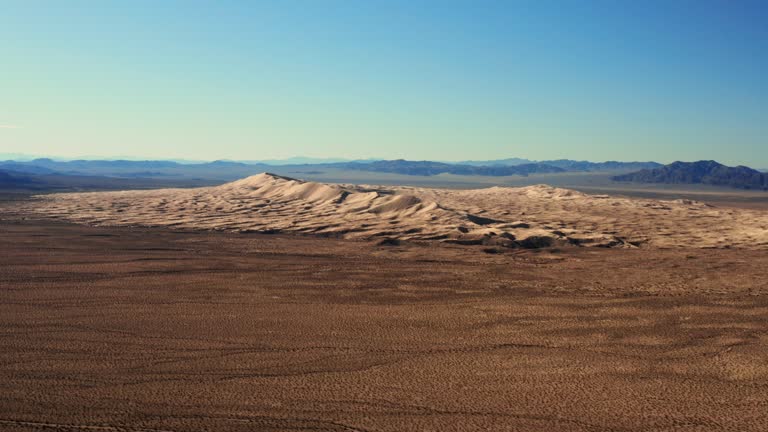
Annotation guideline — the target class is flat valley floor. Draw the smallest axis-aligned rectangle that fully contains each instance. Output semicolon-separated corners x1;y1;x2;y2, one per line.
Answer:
2;217;768;431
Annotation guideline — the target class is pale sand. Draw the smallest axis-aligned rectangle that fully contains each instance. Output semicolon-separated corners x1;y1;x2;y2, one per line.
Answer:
24;173;768;249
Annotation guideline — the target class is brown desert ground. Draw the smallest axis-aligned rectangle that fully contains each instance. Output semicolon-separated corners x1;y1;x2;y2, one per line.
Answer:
2;180;768;431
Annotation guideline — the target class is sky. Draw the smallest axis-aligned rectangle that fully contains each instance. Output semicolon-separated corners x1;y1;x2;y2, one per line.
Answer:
1;0;767;166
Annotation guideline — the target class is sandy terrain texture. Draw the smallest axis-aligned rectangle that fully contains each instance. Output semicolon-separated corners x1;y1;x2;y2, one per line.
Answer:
1;217;767;432
23;173;768;249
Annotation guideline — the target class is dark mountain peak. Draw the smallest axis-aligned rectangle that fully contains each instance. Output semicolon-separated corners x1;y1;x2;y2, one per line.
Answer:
614;160;767;190
668;160;718;168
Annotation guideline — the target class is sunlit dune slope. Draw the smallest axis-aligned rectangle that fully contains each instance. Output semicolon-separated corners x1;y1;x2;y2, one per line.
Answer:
25;173;768;249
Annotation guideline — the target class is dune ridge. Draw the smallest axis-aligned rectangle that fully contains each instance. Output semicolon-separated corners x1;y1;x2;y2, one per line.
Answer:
25;173;768;249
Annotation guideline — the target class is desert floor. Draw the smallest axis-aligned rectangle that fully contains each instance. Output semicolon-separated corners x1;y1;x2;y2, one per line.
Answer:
1;212;767;432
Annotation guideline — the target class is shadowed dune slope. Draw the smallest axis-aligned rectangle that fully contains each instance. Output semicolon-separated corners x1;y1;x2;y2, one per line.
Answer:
24;173;768;249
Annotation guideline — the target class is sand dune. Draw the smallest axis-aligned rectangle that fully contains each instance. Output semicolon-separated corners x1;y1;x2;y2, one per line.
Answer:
25;173;768;249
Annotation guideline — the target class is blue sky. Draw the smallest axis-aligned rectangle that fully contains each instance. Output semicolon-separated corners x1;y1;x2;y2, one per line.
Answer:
1;0;767;165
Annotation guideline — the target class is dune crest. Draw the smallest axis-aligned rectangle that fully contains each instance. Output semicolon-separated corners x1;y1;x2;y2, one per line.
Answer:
25;173;768;249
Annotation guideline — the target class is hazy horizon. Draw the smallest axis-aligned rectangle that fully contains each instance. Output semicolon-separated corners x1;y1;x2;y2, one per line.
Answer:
2;1;767;166
0;152;752;168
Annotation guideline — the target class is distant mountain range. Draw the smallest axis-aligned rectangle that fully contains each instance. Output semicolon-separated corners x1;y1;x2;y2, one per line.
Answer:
457;158;661;171
0;158;269;181
243;157;381;165
0;161;59;175
4;157;766;193
324;160;566;176
613;161;768;190
4;157;764;189
538;160;662;172
457;157;534;166
0;167;215;192
0;157;663;179
289;159;660;176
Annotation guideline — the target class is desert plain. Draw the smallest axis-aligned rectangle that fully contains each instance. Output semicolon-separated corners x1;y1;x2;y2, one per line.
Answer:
2;176;768;431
